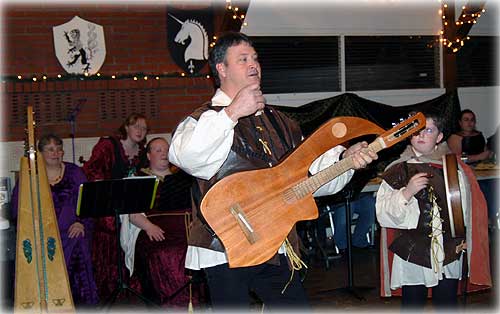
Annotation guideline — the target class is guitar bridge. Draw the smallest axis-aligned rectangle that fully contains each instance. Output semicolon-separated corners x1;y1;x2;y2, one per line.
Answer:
229;204;258;244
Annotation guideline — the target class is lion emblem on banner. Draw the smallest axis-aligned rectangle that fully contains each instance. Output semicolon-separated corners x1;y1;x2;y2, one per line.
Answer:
53;16;106;75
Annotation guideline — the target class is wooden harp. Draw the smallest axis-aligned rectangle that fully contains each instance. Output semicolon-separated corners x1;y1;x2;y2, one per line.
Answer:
442;153;465;238
14;106;75;313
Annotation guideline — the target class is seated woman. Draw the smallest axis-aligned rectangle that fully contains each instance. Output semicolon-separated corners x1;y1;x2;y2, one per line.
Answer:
447;109;493;163
11;134;99;306
120;137;197;308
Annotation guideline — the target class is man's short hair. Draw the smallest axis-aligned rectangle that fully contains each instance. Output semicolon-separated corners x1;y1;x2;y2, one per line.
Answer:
208;32;253;86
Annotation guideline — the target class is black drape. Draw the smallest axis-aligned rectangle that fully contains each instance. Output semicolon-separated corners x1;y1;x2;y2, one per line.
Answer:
274;90;461;138
274;90;461;204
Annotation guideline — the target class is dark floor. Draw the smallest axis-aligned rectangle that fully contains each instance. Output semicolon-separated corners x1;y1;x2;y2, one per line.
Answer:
2;227;497;313
301;227;498;313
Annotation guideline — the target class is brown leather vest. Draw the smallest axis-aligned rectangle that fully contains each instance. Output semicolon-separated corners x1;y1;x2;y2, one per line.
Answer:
382;162;464;268
183;104;303;265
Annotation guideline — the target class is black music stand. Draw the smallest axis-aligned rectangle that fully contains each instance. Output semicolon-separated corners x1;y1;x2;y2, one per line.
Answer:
76;176;160;310
317;186;374;300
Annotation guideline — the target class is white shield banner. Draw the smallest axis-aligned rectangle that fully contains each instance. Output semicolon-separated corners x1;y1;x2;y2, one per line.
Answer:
53;16;106;75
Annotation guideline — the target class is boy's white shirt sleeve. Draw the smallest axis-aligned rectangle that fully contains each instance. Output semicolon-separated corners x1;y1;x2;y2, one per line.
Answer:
376;180;420;229
168;109;237;180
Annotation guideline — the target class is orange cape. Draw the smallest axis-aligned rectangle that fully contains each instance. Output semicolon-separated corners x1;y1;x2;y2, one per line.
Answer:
379;159;492;297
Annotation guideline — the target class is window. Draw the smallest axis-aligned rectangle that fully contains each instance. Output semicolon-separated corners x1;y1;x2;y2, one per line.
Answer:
457;36;498;87
345;36;440;91
251;36;340;94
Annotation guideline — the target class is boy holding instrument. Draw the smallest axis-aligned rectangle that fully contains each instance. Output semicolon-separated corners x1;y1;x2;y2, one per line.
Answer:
168;31;377;311
376;112;491;310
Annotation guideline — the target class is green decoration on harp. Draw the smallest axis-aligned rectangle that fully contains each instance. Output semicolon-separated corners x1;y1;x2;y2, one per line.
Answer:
47;237;56;261
22;239;32;263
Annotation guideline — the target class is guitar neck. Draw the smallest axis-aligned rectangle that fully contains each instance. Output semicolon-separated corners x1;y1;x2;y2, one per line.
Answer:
291;139;385;197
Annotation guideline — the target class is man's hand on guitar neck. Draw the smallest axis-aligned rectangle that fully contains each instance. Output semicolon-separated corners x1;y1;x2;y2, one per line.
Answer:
343;141;378;169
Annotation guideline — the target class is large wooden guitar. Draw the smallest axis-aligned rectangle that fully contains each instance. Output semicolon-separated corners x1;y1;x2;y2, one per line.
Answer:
14;106;74;313
201;113;426;268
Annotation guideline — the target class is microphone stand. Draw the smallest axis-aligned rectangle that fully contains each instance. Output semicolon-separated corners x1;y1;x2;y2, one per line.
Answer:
66;99;85;164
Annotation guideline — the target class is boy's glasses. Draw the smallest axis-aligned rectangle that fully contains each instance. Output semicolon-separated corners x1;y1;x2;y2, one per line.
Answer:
414;127;436;136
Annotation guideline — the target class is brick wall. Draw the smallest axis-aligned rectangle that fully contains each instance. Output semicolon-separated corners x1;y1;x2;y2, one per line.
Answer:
2;3;225;141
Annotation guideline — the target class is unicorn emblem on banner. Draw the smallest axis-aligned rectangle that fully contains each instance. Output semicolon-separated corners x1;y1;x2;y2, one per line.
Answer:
169;14;209;74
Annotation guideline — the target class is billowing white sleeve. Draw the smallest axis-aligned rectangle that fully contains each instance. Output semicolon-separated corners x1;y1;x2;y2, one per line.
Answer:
168;109;237;180
375;180;420;229
310;146;355;197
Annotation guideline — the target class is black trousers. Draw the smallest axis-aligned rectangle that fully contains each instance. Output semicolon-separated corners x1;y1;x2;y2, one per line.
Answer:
402;277;459;311
204;255;310;312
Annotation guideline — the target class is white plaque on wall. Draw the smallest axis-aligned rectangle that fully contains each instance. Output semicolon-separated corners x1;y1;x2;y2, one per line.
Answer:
53;15;106;75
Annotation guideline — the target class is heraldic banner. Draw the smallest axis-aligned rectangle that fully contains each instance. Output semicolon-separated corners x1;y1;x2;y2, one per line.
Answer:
167;6;214;75
53;16;106;75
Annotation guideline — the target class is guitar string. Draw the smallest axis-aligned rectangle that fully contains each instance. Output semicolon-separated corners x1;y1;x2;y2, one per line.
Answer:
253;115;309;292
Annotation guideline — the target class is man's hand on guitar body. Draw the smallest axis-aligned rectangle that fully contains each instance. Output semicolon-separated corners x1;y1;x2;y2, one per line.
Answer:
225;83;266;122
343;141;378;169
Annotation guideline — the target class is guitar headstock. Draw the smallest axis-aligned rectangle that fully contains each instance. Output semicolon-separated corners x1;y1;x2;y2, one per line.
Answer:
378;112;426;149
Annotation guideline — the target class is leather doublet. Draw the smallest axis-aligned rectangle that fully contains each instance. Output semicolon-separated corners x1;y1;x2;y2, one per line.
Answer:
186;104;303;265
382;162;463;268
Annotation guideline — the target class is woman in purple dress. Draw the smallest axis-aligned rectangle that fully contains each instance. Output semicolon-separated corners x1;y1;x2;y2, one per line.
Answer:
11;133;99;306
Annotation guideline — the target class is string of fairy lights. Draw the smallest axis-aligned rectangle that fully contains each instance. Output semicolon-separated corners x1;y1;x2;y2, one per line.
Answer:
2;72;211;84
3;0;249;84
8;2;484;82
438;0;486;53
209;0;248;49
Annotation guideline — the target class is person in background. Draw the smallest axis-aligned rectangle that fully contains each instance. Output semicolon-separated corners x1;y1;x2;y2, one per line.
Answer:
486;126;499;161
316;168;377;257
447;109;493;163
448;110;497;230
82;113;148;301
83;113;148;180
481;126;500;229
168;31;377;311
331;192;376;252
11;133;99;306
376;112;491;310
120;137;196;307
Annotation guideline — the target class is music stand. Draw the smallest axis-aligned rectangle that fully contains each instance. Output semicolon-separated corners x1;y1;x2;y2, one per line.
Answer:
76;176;160;310
317;175;375;300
